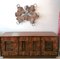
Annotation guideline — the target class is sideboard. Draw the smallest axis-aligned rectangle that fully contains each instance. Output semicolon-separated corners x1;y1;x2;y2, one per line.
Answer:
0;32;59;58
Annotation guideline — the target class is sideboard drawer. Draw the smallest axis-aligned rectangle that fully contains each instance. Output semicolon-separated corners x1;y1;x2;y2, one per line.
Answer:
41;37;58;56
1;37;18;57
18;36;41;56
19;36;29;56
28;36;41;56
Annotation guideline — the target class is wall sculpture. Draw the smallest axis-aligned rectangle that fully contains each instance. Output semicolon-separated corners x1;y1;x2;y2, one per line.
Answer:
15;4;39;24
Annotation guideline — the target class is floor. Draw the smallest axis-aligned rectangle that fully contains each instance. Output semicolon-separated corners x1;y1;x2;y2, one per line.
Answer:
3;56;60;59
0;56;60;59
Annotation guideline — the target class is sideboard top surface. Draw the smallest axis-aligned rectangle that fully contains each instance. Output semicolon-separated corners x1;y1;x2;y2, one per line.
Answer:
0;32;57;36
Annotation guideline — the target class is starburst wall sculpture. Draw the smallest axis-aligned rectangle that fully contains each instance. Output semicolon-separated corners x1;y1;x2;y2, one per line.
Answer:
15;4;39;24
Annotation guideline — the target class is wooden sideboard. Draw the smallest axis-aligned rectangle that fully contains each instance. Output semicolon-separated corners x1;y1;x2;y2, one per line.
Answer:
0;32;59;58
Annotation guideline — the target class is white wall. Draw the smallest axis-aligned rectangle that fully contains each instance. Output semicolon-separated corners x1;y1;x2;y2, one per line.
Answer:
0;0;60;34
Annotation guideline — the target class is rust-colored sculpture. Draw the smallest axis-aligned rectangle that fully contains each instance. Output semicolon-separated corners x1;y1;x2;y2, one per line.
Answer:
15;4;39;24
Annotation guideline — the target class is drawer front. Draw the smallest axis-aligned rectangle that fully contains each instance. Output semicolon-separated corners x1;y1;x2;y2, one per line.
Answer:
18;36;41;56
41;37;58;56
28;36;41;56
1;37;18;57
19;36;29;56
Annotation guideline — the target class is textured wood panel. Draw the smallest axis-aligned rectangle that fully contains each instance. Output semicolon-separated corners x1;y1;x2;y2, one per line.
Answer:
1;37;18;57
0;33;58;58
41;37;58;56
18;36;29;56
28;36;41;56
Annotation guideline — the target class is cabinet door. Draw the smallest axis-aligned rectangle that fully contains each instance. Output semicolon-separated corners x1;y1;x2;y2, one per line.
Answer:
41;36;58;56
1;37;18;57
19;36;29;56
29;36;41;56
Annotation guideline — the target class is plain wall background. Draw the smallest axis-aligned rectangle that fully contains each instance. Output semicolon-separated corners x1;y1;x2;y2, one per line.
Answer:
0;0;60;34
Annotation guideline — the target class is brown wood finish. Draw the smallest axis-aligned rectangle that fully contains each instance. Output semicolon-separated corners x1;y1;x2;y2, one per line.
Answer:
0;32;59;58
0;32;57;36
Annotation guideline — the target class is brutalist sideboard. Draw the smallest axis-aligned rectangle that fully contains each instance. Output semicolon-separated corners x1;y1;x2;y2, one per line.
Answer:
0;32;59;58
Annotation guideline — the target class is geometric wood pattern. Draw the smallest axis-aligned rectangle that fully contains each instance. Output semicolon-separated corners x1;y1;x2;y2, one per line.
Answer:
28;36;41;56
0;32;59;58
19;36;29;56
1;37;18;57
41;37;58;56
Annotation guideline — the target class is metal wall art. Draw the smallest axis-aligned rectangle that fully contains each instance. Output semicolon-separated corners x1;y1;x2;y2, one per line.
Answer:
15;4;39;24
